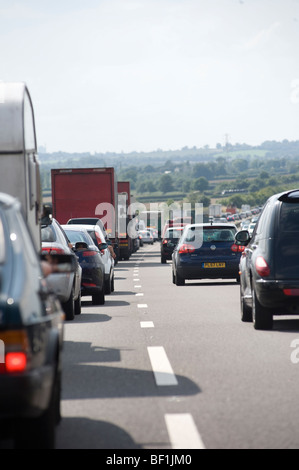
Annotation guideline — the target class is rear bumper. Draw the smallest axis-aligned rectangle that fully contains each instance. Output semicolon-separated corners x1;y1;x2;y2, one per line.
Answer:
176;257;240;280
0;365;54;419
256;279;299;313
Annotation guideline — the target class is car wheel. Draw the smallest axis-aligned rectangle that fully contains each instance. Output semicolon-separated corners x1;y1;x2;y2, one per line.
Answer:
105;276;112;295
74;291;81;315
172;269;176;284
175;270;185;286
240;285;252;323
62;287;75;321
252;288;273;330
92;288;105;305
111;275;115;292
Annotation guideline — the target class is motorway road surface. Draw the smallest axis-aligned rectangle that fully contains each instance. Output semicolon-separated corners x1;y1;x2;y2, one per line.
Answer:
56;243;299;449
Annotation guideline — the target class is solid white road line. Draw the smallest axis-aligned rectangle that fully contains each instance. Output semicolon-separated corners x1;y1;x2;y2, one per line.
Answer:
147;346;178;386
140;321;154;328
165;413;206;449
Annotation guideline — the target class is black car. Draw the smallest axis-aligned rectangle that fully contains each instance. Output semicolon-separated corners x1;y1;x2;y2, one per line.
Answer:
236;189;299;330
64;226;106;305
161;226;184;263
0;193;67;448
172;223;241;285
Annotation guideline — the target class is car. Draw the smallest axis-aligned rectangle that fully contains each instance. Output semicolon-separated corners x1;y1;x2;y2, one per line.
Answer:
138;230;154;244
63;224;114;295
61;225;106;305
67;217;108;239
41;218;82;320
236;189;299;330
172;223;242;285
161;226;184;263
0;193;69;448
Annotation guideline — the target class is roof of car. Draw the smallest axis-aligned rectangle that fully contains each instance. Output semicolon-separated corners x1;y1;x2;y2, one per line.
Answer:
184;223;237;229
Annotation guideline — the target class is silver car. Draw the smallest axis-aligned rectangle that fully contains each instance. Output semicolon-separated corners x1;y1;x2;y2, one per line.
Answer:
62;224;115;295
41;218;82;320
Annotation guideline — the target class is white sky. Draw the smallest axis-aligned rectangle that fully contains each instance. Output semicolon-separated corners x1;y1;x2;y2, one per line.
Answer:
0;0;299;153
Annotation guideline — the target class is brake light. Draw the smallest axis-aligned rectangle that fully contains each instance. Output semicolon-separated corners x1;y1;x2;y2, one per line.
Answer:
41;247;65;255
0;330;29;374
179;243;195;254
82;250;98;257
283;289;299;297
5;352;27;373
231;244;245;253
255;256;270;277
163;239;168;245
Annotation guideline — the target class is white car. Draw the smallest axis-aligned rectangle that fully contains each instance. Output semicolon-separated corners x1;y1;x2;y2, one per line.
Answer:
63;224;115;294
138;230;154;244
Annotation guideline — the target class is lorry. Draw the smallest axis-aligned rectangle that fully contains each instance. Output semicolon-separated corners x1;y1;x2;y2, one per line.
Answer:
51;167;119;259
209;204;222;220
118;181;133;260
0;82;42;250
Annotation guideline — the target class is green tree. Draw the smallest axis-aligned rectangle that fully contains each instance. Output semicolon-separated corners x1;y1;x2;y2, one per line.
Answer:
159;174;173;193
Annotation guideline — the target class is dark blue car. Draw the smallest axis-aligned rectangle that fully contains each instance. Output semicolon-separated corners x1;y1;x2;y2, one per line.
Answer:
172;223;243;285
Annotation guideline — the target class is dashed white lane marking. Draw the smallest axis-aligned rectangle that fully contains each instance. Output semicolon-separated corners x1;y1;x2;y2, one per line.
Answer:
134;278;140;281
147;346;178;386
137;304;148;308
135;293;144;296
165;414;206;449
140;321;154;328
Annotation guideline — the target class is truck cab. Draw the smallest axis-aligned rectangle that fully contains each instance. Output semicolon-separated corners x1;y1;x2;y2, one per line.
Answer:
0;82;42;250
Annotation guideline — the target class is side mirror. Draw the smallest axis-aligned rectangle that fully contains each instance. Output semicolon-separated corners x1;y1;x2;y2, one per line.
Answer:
235;230;250;245
99;243;108;250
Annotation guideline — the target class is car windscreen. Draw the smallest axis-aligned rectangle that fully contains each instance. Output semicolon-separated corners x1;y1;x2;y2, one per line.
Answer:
41;224;56;242
165;229;183;239
185;227;236;243
64;230;91;245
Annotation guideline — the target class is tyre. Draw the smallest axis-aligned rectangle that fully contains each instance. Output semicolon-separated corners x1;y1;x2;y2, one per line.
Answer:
252;288;273;330
105;276;112;295
92;288;105;305
240;286;252;322
74;291;81;315
175;270;185;286
62;287;75;321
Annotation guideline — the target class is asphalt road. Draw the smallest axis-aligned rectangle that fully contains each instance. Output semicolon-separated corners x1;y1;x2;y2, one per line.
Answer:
56;243;299;450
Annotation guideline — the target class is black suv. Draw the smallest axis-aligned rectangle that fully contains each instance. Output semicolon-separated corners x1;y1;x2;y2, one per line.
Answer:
0;194;68;448
236;189;299;330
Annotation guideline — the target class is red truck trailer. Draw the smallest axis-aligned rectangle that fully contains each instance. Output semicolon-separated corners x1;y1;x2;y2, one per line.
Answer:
51;167;119;258
117;181;133;260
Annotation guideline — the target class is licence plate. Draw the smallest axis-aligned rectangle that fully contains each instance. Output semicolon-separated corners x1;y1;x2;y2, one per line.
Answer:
203;262;226;268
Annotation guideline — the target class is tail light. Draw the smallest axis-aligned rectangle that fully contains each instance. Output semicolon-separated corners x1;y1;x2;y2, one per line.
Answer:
179;243;195;254
163;239;168;245
255;256;270;277
0;330;29;374
42;247;66;255
283;289;299;297
82;250;98;257
231;244;245;253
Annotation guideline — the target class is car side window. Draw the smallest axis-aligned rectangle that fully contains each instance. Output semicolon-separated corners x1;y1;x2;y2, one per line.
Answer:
254;203;271;239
